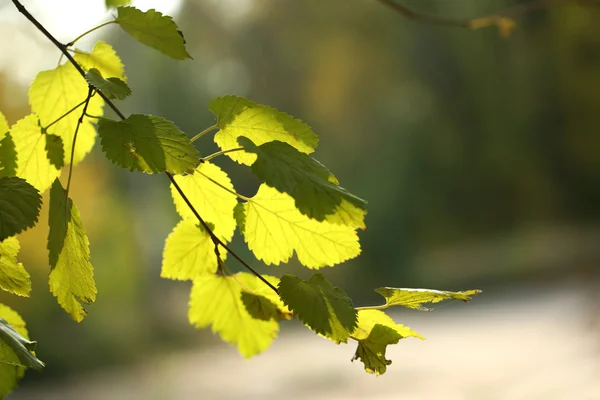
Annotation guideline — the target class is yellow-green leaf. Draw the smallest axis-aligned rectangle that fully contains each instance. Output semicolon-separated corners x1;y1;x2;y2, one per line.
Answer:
0;237;31;297
278;273;357;343
29;62;103;165
210;96;319;165
47;180;97;322
161;219;218;280
170;162;237;242
0;112;15;178
189;273;279;358
74;41;126;80
106;0;131;8
236;185;360;268
0;176;42;241
373;287;482;311
10;114;60;192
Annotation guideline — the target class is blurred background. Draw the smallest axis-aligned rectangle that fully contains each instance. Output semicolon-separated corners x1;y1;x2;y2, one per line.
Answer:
1;0;600;398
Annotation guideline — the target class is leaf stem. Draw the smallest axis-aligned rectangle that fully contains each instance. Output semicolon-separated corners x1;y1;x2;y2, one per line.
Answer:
66;21;117;47
354;304;388;311
197;170;251;202
43;98;88;131
66;87;94;197
190;125;218;143
201;147;244;162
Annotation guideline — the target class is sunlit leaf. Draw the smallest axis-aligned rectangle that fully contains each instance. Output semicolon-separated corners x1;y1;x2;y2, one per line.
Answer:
238;137;367;226
0;237;31;297
372;287;482;311
189;273;279;357
0;176;42;241
47;180;97;322
236;184;360;268
98;114;200;174
106;0;131;8
278;273;356;343
210;96;319;165
170;162;237;242
10;115;60;192
74;41;125;80
115;7;191;60
85;68;131;100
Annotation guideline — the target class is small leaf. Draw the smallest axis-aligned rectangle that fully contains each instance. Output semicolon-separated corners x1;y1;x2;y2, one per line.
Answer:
278;273;357;343
0;176;42;241
161;219;218;280
0;237;31;297
170;162;237;242
210;96;319;166
373;288;482;311
238;137;367;227
237;185;360;268
115;7;191;60
74;41;126;80
85;68;131;100
189;273;279;358
47;179;97;322
45;134;64;169
98;114;200;174
0;305;43;370
0;112;17;178
106;0;132;9
10;115;60;192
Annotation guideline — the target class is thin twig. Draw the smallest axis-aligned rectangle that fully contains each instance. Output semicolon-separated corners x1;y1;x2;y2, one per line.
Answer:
66;87;94;197
66;21;117;47
190;124;218;143
201;147;245;163
43;98;88;131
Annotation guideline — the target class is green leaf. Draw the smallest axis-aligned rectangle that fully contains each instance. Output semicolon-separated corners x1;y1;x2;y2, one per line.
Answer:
170;162;237;242
85;68;131;100
238;137;367;227
115;7;191;60
48;179;97;322
98;114;200;174
106;0;132;9
372;287;482;311
0;176;42;241
45;134;64;170
240;292;279;321
278;273;357;343
161;219;219;280
351;310;424;375
210;96;319;166
0;237;31;297
0;112;17;178
10;114;60;192
0;320;43;371
189;273;279;358
236;184;360;268
75;41;126;80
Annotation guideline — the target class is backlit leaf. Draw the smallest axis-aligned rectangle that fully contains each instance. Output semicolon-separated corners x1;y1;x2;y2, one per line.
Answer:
210;96;319;165
74;41;125;80
236;185;360;268
85;68;131;100
189;273;279;357
278;273;356;343
0;237;31;297
238;137;367;227
98;114;200;174
47;180;97;322
10;114;60;192
161;219;218;280
115;7;191;60
170;162;237;242
373;288;482;311
0;176;42;241
106;0;131;8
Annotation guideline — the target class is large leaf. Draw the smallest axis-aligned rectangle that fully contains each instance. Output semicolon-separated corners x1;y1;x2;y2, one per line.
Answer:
170;162;237;242
161;219;218;280
0;237;31;297
10;115;61;192
0;176;42;241
115;7;191;60
98;114;200;174
210;96;319;165
47;180;97;322
351;310;423;375
278;273;357;343
85;68;131;100
74;41;125;80
0;304;43;398
188;273;279;358
372;287;482;311
236;185;360;268
238;137;367;227
0;112;17;178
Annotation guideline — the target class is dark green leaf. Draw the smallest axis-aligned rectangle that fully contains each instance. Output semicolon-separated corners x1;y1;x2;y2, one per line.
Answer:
0;133;17;178
240;292;279;321
45;134;64;169
0;317;43;370
85;68;131;100
0;177;41;241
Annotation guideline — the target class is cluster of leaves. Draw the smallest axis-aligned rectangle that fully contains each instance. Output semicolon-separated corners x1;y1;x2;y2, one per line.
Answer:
0;0;481;396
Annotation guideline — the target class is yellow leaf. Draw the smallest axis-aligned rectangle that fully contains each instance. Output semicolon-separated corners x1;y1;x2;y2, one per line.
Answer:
0;237;31;297
170;162;238;242
10;114;60;192
189;273;279;358
237;185;360;268
352;310;423;341
74;41;126;80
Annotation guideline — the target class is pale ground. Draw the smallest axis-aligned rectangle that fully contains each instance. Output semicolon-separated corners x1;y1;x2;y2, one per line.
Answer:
12;281;600;400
